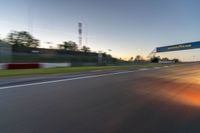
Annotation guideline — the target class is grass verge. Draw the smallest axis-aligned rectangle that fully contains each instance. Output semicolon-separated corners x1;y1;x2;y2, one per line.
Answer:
0;64;175;78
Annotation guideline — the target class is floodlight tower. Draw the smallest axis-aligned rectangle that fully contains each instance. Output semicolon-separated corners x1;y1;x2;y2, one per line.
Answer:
78;22;83;47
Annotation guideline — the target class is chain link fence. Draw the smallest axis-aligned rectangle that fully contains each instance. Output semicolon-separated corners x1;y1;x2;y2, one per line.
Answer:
0;42;12;63
9;46;119;66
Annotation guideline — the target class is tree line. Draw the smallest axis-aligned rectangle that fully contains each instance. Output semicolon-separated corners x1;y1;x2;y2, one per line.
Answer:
150;56;180;63
1;31;91;53
128;55;180;63
58;41;91;53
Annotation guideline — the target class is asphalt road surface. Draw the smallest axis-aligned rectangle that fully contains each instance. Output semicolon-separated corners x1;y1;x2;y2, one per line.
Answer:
1;63;200;133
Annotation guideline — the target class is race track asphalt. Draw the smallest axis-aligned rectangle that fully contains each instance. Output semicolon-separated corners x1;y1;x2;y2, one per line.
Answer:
1;63;200;133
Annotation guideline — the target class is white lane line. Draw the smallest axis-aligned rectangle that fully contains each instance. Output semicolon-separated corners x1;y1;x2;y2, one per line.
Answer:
153;67;162;69
0;66;170;90
164;66;169;68
138;68;150;71
0;70;135;90
91;70;103;72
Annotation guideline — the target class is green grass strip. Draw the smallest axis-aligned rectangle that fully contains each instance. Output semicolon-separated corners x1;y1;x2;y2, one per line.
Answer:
0;64;175;78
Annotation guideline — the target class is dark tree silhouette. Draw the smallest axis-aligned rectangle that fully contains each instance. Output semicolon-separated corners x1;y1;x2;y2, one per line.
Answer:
129;57;134;61
7;31;39;48
173;58;180;63
162;57;169;61
81;46;91;53
151;56;161;63
59;41;79;51
134;55;144;61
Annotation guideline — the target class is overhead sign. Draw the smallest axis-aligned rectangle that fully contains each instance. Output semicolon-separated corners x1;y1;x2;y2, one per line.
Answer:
156;41;200;53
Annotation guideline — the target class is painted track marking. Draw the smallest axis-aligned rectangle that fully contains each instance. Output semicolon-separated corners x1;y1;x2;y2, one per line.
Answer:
0;66;169;90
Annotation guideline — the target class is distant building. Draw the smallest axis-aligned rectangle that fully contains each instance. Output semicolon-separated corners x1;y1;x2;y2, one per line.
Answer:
159;60;175;64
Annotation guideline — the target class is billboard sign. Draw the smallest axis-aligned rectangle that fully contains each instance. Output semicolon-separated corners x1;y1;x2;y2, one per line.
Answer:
156;41;200;53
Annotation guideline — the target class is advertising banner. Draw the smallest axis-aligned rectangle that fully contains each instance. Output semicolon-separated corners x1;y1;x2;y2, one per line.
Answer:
156;41;200;53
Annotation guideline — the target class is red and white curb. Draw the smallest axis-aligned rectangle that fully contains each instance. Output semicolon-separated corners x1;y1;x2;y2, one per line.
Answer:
0;63;71;70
